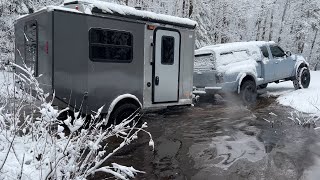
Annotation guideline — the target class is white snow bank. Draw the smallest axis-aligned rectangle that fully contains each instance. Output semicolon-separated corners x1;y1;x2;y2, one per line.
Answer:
63;0;197;27
265;71;320;115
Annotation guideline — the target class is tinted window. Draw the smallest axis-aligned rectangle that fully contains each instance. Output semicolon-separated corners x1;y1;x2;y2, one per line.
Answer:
161;36;175;65
260;46;269;58
270;45;286;57
89;29;133;62
24;20;38;76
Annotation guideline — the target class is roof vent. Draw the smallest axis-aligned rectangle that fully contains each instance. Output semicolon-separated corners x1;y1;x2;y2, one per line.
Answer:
28;8;34;14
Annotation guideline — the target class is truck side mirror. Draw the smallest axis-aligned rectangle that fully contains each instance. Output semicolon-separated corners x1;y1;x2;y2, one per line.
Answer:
285;51;292;57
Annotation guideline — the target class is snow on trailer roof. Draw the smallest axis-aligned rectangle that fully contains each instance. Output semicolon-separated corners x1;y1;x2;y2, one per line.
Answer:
63;0;197;29
195;41;276;55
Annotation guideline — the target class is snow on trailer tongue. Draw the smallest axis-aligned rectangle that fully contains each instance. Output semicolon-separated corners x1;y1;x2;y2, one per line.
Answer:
63;0;197;28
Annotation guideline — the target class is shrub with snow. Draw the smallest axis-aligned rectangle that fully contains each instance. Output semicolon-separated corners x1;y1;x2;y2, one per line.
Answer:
0;63;153;180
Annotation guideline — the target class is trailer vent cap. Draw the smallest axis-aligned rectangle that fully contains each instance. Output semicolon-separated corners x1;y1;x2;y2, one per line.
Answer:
28;8;34;14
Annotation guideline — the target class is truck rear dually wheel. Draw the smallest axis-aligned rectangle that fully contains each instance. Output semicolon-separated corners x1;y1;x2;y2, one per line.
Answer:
240;80;257;105
293;67;310;89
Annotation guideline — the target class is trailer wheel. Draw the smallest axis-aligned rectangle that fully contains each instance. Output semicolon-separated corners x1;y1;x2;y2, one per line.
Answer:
110;103;140;125
240;80;257;105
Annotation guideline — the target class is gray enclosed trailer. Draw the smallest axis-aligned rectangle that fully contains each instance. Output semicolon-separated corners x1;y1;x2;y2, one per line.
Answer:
15;0;196;121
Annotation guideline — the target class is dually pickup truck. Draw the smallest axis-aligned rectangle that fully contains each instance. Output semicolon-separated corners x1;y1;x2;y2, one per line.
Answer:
193;41;311;103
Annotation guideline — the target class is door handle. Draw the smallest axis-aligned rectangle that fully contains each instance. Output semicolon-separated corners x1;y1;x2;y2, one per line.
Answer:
275;62;278;64
155;76;159;86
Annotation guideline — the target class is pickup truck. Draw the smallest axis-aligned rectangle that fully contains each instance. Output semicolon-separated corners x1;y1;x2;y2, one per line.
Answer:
193;41;311;104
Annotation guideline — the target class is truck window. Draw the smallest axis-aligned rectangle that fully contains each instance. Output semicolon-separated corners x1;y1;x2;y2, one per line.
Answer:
260;46;269;58
270;45;286;58
194;53;215;69
161;36;175;65
89;28;133;63
24;20;38;76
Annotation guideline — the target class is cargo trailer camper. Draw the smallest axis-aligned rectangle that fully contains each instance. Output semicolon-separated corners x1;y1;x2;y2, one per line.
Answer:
15;0;197;122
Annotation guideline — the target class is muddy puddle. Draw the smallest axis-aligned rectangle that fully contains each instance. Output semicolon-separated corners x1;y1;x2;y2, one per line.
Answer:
96;96;320;180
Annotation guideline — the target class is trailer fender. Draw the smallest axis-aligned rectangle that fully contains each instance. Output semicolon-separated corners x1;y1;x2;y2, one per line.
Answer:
105;94;142;122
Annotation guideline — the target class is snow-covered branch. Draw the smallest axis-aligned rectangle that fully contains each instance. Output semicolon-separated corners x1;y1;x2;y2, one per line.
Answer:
0;63;153;180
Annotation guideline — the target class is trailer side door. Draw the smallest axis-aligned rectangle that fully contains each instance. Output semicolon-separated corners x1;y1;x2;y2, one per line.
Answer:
153;29;180;103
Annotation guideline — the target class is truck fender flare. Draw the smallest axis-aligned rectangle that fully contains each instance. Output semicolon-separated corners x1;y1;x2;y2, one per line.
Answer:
105;94;142;122
294;61;309;77
237;73;256;94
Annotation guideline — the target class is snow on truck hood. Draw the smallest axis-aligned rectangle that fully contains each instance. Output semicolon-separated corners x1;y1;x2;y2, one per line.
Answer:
62;0;197;28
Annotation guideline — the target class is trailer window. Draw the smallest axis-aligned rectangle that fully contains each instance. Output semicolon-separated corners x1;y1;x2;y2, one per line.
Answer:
24;20;38;76
89;28;133;63
161;36;175;65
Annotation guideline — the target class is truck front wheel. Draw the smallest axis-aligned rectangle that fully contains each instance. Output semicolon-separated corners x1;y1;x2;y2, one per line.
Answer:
240;80;257;105
293;67;310;89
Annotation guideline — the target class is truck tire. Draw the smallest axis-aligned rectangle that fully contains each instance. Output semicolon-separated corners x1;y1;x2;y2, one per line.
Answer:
293;67;310;89
258;83;268;89
110;103;140;125
240;80;257;105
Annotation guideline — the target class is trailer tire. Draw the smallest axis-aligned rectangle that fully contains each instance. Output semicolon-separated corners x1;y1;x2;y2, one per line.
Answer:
293;67;310;89
240;80;257;105
110;103;140;125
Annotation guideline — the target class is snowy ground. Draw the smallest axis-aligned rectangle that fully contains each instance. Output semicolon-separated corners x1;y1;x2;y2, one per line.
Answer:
262;71;320;116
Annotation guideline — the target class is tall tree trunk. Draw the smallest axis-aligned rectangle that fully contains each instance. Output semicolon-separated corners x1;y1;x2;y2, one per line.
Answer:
278;0;289;43
256;18;262;41
189;0;193;17
261;15;268;40
182;0;186;17
308;28;318;63
268;0;276;41
315;59;319;71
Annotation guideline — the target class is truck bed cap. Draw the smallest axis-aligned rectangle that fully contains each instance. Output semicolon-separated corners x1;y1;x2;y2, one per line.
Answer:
196;41;276;55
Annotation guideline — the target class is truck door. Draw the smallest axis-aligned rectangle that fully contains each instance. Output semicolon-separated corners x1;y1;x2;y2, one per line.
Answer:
269;45;294;79
153;29;180;103
260;46;276;82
